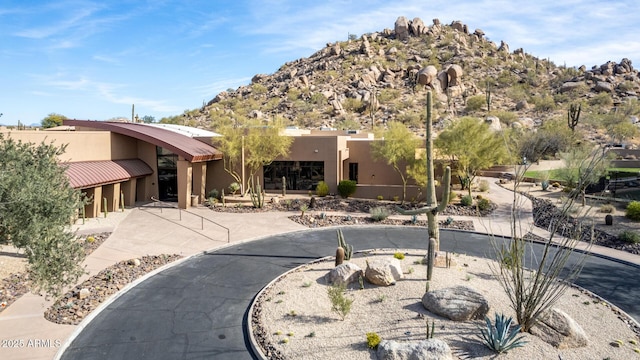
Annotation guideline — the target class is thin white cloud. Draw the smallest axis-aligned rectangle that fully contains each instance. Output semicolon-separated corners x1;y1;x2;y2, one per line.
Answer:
194;76;253;99
14;5;102;39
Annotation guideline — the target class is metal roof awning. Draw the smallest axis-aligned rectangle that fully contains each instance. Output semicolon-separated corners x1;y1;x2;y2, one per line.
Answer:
65;159;153;189
63;120;223;162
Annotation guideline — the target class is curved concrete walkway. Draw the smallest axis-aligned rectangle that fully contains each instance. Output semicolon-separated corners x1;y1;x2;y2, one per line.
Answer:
1;178;639;360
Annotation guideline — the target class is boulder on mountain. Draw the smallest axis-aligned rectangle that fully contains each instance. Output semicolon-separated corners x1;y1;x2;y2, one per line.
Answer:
409;17;427;36
395;16;410;41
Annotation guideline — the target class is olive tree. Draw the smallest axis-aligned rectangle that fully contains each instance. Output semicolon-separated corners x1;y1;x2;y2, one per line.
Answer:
0;135;85;298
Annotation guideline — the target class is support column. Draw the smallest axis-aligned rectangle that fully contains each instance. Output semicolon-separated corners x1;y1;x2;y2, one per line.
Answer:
121;179;137;207
177;159;193;209
192;162;207;204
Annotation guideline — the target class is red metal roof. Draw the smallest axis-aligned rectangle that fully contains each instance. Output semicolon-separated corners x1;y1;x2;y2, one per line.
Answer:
63;120;222;162
65;159;153;189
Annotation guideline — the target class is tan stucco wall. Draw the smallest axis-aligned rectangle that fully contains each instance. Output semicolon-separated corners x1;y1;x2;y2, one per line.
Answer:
136;141;159;201
0;130;140;162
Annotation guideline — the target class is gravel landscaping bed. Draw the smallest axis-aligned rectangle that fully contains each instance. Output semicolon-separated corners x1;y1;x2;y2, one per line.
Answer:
209;196;497;217
529;196;640;254
45;254;182;325
0;233;110;313
288;215;474;230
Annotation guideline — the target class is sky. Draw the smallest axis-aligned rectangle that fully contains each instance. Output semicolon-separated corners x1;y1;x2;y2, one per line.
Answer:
1;0;639;126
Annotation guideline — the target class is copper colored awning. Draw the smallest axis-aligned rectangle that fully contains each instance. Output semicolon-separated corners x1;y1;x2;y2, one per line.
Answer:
65;159;153;189
63;120;222;162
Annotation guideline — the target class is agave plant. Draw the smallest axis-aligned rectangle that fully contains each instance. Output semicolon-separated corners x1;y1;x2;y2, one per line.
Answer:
479;313;527;353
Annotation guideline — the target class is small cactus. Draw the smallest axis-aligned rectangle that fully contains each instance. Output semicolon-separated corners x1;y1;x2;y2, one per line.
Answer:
337;229;353;260
605;214;613;226
282;176;286;197
335;247;345;266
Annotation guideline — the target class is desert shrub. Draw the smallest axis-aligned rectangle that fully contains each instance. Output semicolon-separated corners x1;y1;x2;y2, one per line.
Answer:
369;207;389;221
377;195;384;201
589;92;613;107
599;204;616;213
491;110;517;126
478;179;490;192
228;182;240;195
343;98;365;113
366;332;381;349
207;189;219;199
338;180;357;198
316;181;329;197
327;284;353;320
460;195;473;207
393;252;405;260
619;230;640;244
477;198;491;211
552;182;561;188
466;95;485;112
532;94;556;112
625;201;640;221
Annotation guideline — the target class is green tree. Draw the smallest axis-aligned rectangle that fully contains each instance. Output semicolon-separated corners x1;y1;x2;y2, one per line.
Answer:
141;115;156;123
0;135;85;298
41;113;67;128
435;117;508;196
518;118;575;162
371;122;420;203
215;118;293;193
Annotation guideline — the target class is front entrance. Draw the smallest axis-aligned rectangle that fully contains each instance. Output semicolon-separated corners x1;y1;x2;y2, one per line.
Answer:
157;147;178;201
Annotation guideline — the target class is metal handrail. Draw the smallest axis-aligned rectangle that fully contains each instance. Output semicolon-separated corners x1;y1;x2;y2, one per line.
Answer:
148;197;230;243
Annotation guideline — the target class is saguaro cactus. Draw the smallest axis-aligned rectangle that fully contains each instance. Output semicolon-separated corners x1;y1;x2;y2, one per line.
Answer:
568;103;581;132
398;91;451;251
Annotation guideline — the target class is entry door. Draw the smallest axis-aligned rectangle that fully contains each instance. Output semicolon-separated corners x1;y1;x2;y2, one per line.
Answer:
157;147;178;201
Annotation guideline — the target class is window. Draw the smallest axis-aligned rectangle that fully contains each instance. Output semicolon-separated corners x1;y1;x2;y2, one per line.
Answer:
349;163;358;183
264;161;324;190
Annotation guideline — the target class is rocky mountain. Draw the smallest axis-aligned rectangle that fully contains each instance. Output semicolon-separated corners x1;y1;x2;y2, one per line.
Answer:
183;16;640;141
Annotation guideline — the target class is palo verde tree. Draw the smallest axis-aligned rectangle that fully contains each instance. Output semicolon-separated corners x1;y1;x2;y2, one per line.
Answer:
435;117;508;196
371;121;420;203
214;117;293;194
0;135;85;298
40;113;68;129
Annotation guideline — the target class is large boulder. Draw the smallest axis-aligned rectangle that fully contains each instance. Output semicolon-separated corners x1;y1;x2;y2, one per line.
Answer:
417;66;438;87
325;262;363;286
485;116;502;132
376;339;452;360
365;258;403;286
594;81;614;92
409;17;427;36
421;286;489;321
395;16;410;41
530;308;588;349
446;65;463;87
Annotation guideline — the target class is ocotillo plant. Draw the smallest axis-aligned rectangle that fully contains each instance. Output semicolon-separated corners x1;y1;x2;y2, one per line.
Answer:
398;91;451;251
568;103;581;132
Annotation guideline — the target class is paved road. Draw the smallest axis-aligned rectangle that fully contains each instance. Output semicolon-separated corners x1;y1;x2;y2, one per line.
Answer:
59;227;640;360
